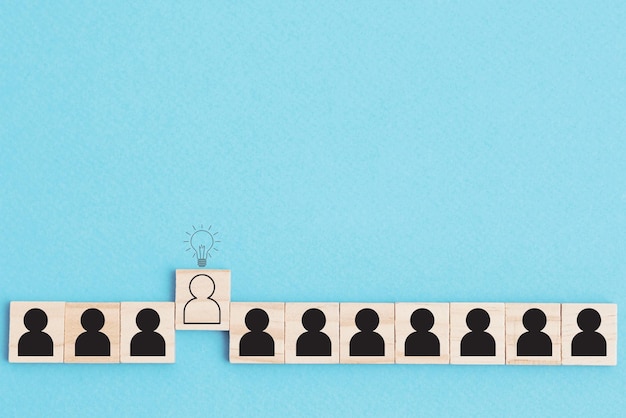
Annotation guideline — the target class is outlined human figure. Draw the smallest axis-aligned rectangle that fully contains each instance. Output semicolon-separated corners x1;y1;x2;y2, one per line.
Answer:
296;308;331;356
240;308;275;356
517;308;552;356
572;308;607;356
131;308;166;356
405;308;440;356
349;308;385;356
75;308;111;356
18;308;53;356
460;308;495;356
183;274;221;324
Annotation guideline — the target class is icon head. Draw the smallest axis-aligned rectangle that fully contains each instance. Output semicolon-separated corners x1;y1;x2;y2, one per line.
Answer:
410;308;435;332
80;308;105;332
466;308;490;331
24;308;48;331
577;308;601;332
355;308;379;332
245;308;269;332
522;308;547;332
136;308;161;332
189;274;216;299
301;308;326;332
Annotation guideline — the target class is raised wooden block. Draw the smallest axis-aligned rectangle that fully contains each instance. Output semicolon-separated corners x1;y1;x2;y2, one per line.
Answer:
64;303;120;363
120;302;175;363
229;302;285;364
450;303;505;364
9;302;66;363
561;303;617;366
175;269;231;330
395;303;449;364
505;303;561;365
285;303;339;364
339;303;395;364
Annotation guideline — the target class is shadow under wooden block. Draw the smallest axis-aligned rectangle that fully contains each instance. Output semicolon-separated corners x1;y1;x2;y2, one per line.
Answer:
505;303;561;365
450;303;505;365
395;303;449;364
230;302;285;364
9;302;65;363
64;303;120;363
339;303;395;364
285;303;339;364
561;303;617;366
120;302;175;363
175;269;230;331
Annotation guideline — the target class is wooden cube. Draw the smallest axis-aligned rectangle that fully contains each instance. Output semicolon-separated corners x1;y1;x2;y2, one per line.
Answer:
505;303;561;365
561;303;617;366
175;269;231;330
64;303;120;363
229;302;285;364
120;302;175;363
450;303;505;364
9;302;66;363
285;303;339;364
339;303;395;364
395;303;449;364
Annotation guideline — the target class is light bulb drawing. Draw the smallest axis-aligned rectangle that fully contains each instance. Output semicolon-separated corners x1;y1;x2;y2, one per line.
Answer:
184;225;221;267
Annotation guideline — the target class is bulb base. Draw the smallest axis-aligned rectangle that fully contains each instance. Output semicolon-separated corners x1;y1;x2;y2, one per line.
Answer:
197;258;207;267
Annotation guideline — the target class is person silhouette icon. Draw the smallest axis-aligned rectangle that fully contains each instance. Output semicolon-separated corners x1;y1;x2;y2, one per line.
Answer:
183;274;221;324
131;308;166;356
240;308;275;356
349;308;385;356
461;308;496;356
405;308;440;356
296;308;331;356
75;308;111;356
517;308;552;356
18;308;54;356
572;308;607;356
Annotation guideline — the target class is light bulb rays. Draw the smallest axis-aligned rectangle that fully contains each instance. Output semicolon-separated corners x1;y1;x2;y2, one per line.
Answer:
184;225;221;267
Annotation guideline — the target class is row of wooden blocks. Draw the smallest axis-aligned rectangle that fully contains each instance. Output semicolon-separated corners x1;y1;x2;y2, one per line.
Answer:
8;270;618;365
9;300;617;365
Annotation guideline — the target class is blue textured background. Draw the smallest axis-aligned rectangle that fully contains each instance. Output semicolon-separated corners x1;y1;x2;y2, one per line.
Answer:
2;2;625;416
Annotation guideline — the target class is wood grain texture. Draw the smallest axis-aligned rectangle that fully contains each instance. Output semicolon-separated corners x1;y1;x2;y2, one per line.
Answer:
505;303;561;365
285;303;339;364
339;303;395;364
229;302;285;364
175;269;230;331
120;302;175;363
9;301;66;363
561;303;617;366
64;303;120;363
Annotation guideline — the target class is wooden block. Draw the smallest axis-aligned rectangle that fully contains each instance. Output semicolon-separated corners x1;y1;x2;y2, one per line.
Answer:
285;303;339;364
561;303;617;366
229;302;285;363
395;303;449;364
450;303;505;364
175;269;231;330
9;302;65;363
505;303;561;365
64;303;120;363
120;302;175;363
339;303;395;364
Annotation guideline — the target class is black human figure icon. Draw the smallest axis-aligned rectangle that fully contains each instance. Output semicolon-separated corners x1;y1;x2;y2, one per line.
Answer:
240;308;275;356
18;308;54;356
572;308;607;356
131;308;166;356
349;308;385;356
75;308;111;356
296;308;331;356
516;308;552;356
405;308;440;356
460;308;496;356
